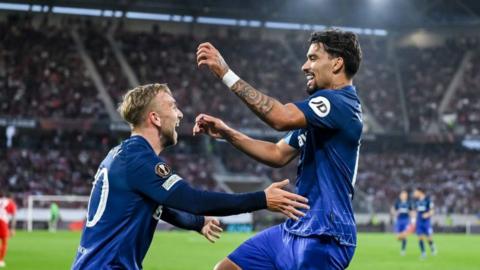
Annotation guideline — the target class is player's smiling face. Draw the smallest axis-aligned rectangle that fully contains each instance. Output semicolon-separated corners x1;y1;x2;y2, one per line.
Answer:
151;92;183;148
302;43;338;94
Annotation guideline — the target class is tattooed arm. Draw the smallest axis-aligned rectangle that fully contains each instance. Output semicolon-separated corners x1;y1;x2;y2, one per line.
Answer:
196;42;307;131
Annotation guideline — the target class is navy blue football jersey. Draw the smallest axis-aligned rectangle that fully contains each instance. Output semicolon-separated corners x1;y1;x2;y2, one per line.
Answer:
72;136;187;269
394;199;413;220
283;85;362;246
415;197;434;223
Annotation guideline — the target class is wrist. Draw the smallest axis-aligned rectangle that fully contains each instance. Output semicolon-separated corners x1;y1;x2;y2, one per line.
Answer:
196;216;206;233
222;69;240;88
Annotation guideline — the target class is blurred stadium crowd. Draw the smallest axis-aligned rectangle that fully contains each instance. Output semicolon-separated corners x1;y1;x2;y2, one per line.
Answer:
0;14;479;214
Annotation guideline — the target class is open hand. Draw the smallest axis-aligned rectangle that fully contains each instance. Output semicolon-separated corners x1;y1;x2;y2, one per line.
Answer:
197;42;230;78
264;179;309;221
201;217;223;243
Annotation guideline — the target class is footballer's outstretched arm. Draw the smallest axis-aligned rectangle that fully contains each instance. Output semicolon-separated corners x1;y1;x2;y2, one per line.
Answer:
132;163;309;220
197;42;307;131
160;207;205;232
160;208;223;243
162;179;308;220
193;114;298;168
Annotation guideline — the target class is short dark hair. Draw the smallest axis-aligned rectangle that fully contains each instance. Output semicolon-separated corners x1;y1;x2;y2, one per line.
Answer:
415;187;425;193
309;29;362;79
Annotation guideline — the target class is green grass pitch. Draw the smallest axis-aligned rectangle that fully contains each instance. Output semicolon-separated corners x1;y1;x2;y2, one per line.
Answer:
4;231;479;269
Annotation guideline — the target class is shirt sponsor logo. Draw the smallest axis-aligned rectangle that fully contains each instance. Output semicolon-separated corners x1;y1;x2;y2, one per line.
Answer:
297;133;307;147
309;96;331;117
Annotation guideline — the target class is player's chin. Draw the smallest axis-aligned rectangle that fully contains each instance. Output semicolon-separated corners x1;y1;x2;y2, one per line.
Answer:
172;132;179;145
306;85;317;94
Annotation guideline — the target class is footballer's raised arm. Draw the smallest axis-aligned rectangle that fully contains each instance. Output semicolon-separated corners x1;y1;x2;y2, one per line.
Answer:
197;42;307;131
193;114;299;168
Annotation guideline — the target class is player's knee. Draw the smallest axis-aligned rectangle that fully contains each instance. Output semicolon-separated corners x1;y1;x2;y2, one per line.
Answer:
214;258;241;270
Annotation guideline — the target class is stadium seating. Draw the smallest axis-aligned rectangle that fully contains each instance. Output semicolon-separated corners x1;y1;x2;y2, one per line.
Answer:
0;15;108;119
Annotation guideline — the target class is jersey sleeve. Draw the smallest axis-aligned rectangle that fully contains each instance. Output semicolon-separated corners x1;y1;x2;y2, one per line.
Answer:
293;90;345;129
282;130;301;149
128;149;184;204
160;207;204;232
128;146;267;215
6;199;17;215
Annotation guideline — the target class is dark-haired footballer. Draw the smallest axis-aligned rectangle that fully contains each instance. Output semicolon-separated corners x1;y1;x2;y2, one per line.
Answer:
413;188;437;258
195;29;363;270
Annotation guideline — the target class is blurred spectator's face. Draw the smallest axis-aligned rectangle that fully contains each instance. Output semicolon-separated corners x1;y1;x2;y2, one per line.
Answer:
302;43;336;94
150;92;183;148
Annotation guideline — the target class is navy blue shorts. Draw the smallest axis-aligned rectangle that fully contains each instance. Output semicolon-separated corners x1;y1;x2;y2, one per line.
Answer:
395;219;409;233
228;225;355;270
416;222;433;236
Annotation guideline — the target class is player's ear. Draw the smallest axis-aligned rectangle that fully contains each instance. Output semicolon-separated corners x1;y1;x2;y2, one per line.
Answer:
149;111;162;128
332;57;344;74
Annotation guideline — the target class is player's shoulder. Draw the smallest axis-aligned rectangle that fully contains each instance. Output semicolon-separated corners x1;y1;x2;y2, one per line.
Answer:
309;87;359;109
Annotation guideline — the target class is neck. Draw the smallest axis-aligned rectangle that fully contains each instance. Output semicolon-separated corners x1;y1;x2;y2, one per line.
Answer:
329;78;353;90
131;127;164;155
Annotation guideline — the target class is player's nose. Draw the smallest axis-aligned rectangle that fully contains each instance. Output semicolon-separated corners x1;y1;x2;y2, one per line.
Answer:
301;60;309;73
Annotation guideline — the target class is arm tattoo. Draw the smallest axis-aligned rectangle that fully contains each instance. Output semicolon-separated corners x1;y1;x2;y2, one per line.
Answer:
230;80;275;117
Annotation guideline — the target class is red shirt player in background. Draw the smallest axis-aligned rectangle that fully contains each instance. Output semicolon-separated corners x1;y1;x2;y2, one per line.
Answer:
0;191;17;268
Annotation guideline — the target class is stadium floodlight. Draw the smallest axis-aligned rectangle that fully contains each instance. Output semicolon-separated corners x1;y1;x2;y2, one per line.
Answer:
197;16;237;26
171;15;182;22
126;11;170;21
248;20;261;27
31;5;43;12
336;26;363;34
312;24;327;31
103;10;122;18
52;6;102;16
182;16;194;22
373;29;388;36
0;2;29;11
265;21;302;30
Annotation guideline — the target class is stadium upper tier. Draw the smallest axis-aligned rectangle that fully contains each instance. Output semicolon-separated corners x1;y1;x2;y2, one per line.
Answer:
1;14;479;135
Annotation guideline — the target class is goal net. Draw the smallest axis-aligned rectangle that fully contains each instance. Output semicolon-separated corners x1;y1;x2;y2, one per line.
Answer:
26;195;89;232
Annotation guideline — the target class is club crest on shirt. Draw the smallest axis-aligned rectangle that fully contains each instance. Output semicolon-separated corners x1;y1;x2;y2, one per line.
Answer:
155;163;171;177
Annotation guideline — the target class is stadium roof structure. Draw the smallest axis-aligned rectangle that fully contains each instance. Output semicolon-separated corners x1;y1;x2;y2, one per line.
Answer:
2;0;480;30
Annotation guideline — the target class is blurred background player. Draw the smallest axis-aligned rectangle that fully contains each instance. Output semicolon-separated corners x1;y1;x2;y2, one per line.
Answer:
390;190;414;256
49;202;60;233
413;187;437;258
0;191;17;268
196;29;362;270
